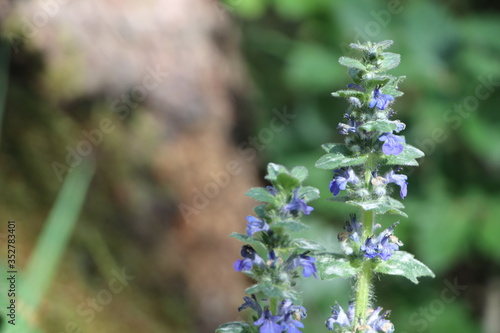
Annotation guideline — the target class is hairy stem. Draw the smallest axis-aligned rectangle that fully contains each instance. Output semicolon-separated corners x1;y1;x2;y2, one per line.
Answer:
354;209;375;325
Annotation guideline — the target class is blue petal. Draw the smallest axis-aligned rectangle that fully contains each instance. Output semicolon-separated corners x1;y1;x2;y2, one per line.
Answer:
329;180;341;196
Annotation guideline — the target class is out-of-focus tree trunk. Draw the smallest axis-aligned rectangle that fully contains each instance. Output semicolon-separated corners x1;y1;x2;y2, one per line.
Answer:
3;0;256;331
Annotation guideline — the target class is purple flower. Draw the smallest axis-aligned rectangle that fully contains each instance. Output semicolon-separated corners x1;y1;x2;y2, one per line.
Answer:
378;132;405;155
378;236;400;261
238;295;262;316
384;170;408;199
366;307;395;333
287;252;317;278
326;302;394;333
279;300;307;333
267;250;280;268
266;186;278;196
369;88;394;110
283;188;314;217
343;214;363;243
329;168;359;196
246;216;270;236
362;237;379;259
337;119;362;135
254;309;282;333
394;120;406;132
233;245;265;271
326;302;353;330
361;222;402;261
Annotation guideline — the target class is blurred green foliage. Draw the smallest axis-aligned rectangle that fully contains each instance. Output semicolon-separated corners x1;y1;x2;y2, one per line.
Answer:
227;0;500;332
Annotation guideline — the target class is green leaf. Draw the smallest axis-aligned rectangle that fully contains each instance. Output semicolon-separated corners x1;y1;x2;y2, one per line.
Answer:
362;73;391;86
321;143;344;153
246;187;276;203
230;232;266;247
215;321;254;333
291;166;308;182
359;120;398;133
374;40;394;50
348;67;363;83
315;147;368;169
377;52;400;72
315;253;360;280
297;186;320;202
374;251;435;284
346;197;407;218
382;76;405;97
349;42;368;51
338;56;366;70
331;89;365;99
291;238;326;252
18;160;95;329
266;163;288;181
276;172;300;190
381;143;425;166
254;204;267;218
245;283;300;303
273;220;309;232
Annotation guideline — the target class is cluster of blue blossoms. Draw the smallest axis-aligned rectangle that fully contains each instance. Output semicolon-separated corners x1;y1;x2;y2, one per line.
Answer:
239;296;307;333
233;185;317;333
326;302;394;333
338;215;402;261
329;84;408;201
234;245;317;279
245;186;314;237
330;168;407;199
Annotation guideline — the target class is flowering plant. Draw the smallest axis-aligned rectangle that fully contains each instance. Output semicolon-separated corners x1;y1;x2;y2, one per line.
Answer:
216;40;434;333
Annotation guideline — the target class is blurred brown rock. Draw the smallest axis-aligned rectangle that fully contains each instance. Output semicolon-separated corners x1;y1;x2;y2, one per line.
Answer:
3;0;257;331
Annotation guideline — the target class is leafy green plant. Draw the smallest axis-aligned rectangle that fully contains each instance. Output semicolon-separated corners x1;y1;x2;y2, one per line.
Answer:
217;41;434;333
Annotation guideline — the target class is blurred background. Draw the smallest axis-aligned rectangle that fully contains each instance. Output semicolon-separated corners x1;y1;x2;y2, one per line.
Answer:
0;0;499;332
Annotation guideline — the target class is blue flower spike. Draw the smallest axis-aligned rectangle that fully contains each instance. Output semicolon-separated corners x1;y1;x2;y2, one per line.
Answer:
218;41;433;333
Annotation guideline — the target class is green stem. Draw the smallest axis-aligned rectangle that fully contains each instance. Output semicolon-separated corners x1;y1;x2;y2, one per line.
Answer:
270;297;278;315
354;209;375;325
365;153;378;187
